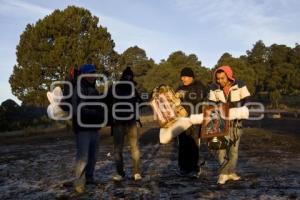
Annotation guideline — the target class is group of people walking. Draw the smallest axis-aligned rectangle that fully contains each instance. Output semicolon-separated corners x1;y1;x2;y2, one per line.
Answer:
60;63;250;194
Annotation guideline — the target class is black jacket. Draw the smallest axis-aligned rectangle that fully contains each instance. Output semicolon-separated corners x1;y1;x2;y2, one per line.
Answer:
107;80;142;123
176;80;207;116
61;79;105;133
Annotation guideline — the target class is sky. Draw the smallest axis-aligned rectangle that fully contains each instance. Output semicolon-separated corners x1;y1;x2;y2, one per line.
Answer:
1;0;300;105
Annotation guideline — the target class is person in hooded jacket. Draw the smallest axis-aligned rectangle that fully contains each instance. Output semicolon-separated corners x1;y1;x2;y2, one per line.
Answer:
107;67;143;181
176;67;207;177
208;65;250;184
61;64;106;193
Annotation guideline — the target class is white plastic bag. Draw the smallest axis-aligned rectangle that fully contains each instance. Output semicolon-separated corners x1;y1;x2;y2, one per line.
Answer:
46;87;69;120
159;118;192;144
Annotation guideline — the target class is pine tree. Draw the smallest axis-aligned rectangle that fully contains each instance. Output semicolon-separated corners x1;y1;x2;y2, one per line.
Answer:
9;6;116;106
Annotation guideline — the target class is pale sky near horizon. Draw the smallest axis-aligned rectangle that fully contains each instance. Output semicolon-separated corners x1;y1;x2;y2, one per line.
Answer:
1;0;300;105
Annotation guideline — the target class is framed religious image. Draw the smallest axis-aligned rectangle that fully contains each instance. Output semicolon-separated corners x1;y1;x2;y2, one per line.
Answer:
201;103;230;139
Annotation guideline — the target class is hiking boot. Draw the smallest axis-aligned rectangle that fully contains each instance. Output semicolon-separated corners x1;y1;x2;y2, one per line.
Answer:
228;173;241;181
187;171;200;179
133;173;142;181
112;174;124;181
74;179;85;194
176;169;188;177
74;185;85;194
217;174;229;185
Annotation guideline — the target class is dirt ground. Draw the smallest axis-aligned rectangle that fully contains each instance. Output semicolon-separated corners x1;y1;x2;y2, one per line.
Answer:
0;120;300;200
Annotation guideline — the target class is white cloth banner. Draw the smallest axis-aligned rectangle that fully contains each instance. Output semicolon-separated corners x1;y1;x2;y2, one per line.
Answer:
159;106;249;144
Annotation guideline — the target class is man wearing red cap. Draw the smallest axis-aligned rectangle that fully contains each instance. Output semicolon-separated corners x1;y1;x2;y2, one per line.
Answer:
208;65;250;184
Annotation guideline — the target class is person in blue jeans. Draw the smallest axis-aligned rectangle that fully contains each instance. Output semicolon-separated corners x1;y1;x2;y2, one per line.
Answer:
74;131;99;189
61;64;105;193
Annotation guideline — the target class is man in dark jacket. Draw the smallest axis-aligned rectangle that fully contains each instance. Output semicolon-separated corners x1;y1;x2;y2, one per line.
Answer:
61;64;105;193
107;67;142;181
176;67;206;177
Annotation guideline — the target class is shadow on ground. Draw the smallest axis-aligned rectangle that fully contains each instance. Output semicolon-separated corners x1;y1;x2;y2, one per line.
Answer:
0;121;300;199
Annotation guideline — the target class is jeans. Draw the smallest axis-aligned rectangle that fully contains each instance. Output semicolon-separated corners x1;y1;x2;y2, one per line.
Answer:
74;130;99;187
217;127;242;175
113;121;141;176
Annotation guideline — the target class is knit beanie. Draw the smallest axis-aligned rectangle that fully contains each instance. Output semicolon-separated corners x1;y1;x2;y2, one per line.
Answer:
180;67;194;78
79;64;96;74
121;67;134;79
